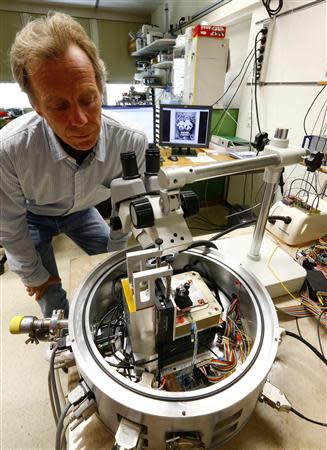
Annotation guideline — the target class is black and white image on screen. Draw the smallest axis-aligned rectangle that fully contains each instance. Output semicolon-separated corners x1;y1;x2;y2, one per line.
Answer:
175;111;197;142
160;105;211;148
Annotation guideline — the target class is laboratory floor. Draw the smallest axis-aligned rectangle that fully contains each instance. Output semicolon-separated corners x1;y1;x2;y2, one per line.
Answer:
0;235;86;450
1;206;326;450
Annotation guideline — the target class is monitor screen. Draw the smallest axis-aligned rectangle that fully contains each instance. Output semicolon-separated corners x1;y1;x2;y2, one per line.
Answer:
159;104;212;148
102;105;154;145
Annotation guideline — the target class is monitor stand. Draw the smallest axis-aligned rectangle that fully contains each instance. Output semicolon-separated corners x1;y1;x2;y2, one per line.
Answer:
172;147;198;157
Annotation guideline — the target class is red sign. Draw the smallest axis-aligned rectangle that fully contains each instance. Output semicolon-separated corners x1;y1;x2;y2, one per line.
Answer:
192;25;226;39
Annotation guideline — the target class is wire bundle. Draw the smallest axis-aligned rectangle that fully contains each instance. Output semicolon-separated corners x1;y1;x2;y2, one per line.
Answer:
199;346;237;383
201;291;252;384
283;177;323;212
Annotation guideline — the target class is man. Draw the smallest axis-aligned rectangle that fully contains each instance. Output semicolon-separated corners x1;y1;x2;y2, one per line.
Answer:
0;12;147;318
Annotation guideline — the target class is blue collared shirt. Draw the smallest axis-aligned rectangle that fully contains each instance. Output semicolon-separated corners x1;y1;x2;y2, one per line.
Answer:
0;111;147;286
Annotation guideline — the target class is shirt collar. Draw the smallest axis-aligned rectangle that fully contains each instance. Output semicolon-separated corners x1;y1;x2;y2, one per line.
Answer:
93;117;106;162
43;116;106;162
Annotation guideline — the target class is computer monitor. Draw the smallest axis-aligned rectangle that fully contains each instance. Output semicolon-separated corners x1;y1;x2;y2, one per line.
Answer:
102;105;155;145
159;104;212;151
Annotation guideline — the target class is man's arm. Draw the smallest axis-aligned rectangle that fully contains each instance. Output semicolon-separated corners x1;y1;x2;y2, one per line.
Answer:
0;150;50;287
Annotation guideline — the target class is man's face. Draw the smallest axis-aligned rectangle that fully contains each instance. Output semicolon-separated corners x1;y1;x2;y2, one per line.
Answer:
28;44;102;150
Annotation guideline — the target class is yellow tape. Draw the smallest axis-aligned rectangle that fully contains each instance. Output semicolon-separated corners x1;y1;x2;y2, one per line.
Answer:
121;278;136;313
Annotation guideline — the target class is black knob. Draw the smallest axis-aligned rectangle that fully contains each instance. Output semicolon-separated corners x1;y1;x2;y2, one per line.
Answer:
174;284;192;310
155;238;163;248
184;282;190;291
130;197;154;229
180;191;200;218
165;254;175;266
121;151;139;180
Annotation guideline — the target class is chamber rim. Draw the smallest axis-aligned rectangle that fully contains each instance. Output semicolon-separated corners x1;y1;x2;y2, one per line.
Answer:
69;247;279;406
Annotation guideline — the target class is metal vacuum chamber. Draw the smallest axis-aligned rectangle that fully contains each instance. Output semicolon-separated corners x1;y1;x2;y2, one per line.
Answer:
69;246;279;449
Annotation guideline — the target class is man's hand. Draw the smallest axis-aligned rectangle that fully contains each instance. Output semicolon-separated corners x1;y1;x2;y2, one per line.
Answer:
25;276;61;301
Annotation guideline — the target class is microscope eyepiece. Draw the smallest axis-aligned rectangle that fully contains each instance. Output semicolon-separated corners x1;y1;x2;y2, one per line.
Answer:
120;151;140;180
145;146;160;176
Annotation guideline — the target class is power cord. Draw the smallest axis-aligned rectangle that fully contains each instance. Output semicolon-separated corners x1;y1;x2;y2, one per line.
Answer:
49;344;61;420
55;401;73;450
284;330;327;365
209;215;292;241
261;0;283;17
303;86;326;135
290;406;327;428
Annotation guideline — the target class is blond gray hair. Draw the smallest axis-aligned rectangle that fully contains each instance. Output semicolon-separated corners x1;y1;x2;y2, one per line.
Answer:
10;12;106;101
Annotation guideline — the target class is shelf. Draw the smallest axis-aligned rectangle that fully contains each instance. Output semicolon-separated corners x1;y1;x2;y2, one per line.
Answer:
143;84;171;89
152;61;173;69
131;39;176;56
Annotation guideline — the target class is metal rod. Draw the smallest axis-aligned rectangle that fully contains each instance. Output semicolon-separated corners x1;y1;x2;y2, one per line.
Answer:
158;153;281;190
246;81;319;86
248;181;277;260
191;154;280;179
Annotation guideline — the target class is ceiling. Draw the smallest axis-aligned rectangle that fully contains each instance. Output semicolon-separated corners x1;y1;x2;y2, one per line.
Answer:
10;0;164;15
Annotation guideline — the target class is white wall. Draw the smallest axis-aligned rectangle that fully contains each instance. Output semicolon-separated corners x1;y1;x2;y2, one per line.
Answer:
228;0;327;205
152;0;327;205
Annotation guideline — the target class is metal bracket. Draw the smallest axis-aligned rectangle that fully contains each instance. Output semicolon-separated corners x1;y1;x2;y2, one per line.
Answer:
159;189;181;216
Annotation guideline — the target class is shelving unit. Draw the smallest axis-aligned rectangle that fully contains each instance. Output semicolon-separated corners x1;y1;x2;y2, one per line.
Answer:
131;38;176;57
131;38;176;91
152;61;173;69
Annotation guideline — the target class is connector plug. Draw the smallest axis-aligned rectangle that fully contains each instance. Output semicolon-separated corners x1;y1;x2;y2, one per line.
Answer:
259;380;292;412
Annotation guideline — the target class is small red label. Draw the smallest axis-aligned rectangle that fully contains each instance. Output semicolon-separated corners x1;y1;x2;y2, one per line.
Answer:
193;25;227;39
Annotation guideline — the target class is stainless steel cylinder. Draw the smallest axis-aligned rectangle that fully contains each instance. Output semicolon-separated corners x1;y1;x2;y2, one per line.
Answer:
248;181;276;260
69;247;279;449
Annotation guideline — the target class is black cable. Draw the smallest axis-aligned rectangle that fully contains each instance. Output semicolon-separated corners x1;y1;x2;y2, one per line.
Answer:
137;356;159;365
268;215;292;225
48;371;58;425
209;215;296;241
49;344;62;420
303;86;326;135
186;240;218;251
289;177;319;198
55;402;72;450
212;51;256;136
192;214;226;229
189;226;219;232
295;317;303;339
209;219;257;241
206;345;220;359
262;0;283;17
284;330;327;365
317;310;326;358
211;48;255;106
290;406;327;428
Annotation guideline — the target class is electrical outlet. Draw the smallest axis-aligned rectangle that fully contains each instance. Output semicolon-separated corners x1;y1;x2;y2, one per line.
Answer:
255;18;275;83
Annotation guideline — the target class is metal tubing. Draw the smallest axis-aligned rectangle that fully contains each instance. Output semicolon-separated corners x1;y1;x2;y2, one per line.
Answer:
158;154;281;190
248;181;276;260
193;154;280;179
